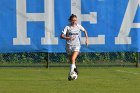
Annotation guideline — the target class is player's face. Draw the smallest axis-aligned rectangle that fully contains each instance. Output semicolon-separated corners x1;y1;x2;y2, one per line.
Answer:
70;17;77;25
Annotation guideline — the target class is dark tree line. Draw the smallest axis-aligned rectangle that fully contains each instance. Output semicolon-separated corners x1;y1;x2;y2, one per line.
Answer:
0;52;138;65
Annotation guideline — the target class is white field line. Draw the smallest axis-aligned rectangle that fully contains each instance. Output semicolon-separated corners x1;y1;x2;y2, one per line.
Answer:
116;70;140;75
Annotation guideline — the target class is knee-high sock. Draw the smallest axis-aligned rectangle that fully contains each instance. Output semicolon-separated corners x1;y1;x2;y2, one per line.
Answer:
70;64;76;72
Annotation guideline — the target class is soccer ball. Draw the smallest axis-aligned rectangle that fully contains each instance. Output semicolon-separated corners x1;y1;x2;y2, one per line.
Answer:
69;71;78;80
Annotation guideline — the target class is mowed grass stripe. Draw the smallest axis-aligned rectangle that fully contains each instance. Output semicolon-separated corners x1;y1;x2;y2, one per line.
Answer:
0;67;140;93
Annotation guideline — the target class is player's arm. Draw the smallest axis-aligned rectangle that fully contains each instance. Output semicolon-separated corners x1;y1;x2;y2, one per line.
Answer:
60;33;74;40
60;33;70;40
60;26;74;40
78;24;88;46
83;30;88;46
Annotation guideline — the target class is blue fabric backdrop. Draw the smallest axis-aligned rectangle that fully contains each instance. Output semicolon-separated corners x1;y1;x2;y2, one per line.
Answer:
0;0;139;53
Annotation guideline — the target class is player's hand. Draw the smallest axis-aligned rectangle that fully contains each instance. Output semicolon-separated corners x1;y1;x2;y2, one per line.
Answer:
85;39;88;47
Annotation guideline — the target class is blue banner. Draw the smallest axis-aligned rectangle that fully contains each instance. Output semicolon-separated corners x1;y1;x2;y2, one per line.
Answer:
0;0;140;53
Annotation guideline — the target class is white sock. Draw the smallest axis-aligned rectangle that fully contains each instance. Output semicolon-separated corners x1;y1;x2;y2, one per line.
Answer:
70;64;76;72
74;64;76;69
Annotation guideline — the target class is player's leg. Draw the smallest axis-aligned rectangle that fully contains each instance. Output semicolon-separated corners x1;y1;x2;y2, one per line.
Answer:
68;51;79;81
72;51;79;75
67;45;80;80
70;51;79;73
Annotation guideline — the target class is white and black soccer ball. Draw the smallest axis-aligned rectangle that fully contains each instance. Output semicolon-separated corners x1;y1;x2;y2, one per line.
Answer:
69;71;78;80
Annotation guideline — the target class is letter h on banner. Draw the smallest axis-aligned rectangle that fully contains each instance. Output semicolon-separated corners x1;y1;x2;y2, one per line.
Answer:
14;0;58;45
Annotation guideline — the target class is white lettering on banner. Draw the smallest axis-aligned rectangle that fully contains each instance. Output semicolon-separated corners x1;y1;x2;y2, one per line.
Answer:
14;0;139;46
71;0;105;44
14;0;58;45
115;0;140;44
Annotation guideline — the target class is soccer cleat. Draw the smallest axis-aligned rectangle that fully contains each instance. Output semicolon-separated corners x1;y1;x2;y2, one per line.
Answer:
68;76;72;81
74;67;78;75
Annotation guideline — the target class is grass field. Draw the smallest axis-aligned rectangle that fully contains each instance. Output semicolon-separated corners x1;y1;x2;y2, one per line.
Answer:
0;67;140;93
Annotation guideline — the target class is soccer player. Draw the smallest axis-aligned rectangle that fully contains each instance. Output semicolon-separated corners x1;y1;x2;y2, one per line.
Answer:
60;14;88;80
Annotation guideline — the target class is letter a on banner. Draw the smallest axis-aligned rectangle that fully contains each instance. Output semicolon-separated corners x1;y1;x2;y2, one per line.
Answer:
115;0;140;44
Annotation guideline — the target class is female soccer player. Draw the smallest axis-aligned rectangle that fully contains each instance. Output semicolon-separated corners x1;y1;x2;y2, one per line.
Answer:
60;14;88;80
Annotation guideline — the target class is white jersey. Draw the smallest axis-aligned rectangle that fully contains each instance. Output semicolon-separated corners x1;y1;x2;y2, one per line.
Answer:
62;24;85;46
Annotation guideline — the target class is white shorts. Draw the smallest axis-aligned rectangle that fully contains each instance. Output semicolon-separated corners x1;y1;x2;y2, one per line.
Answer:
66;45;80;55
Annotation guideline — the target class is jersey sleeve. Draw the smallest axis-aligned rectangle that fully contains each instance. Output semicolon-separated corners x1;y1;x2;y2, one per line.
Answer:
62;26;68;35
77;24;85;31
